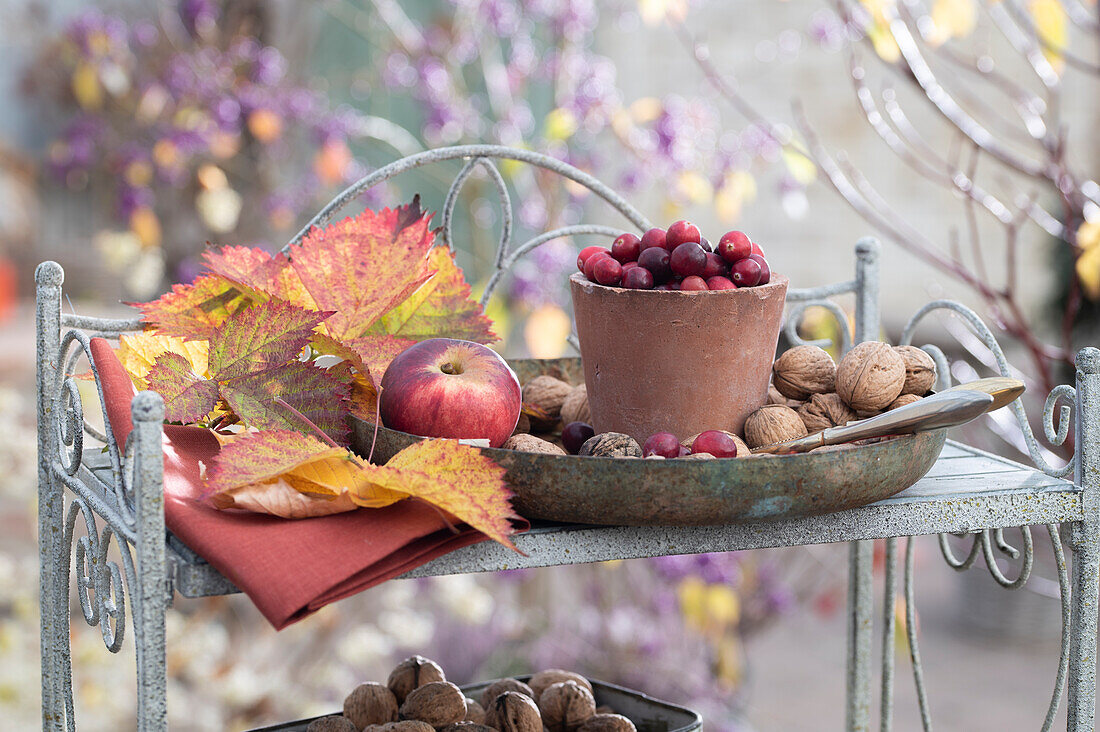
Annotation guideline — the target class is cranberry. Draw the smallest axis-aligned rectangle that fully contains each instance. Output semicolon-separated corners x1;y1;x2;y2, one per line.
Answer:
702;252;728;279
691;430;739;458
643;431;681;458
611;233;641;263
730;257;763;287
706;276;736;290
749;254;771;284
621;260;639;271
562;421;596;454
699;236;712;252
639;228;668;252
717;231;752;264
593;257;623;286
578;245;609;271
670;242;707;277
583;252;611;281
638;247;672;283
666;220;701;249
680;275;708;291
751;241;765;258
621;266;655;289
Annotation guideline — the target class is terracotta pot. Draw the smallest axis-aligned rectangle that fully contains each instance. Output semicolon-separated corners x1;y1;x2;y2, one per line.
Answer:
570;272;789;443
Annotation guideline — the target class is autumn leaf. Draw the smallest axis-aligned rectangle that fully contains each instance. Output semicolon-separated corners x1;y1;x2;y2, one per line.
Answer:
145;352;220;423
116;332;209;389
204;431;520;549
375;245;496;344
134;273;256;341
353;439;520;551
289;207;436;341
340;334;419;390
203;245;314;306
207;298;331;379
219;360;352;443
212;480;358;518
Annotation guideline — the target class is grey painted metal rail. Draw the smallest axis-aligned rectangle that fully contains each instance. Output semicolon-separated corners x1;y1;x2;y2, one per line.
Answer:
36;146;1100;731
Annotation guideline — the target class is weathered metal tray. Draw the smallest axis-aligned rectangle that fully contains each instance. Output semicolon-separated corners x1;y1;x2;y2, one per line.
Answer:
350;358;947;526
249;675;702;732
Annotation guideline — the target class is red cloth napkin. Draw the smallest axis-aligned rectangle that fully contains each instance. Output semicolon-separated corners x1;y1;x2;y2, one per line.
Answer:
90;338;521;629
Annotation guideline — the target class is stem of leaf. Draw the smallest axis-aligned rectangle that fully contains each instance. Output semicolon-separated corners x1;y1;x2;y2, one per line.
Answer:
367;385;382;463
274;397;342;449
414;497;460;534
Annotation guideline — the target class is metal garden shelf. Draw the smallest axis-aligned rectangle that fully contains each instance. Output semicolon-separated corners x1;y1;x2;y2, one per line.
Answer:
35;145;1100;732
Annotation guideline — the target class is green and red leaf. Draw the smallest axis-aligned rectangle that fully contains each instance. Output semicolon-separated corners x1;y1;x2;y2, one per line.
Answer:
220;360;352;444
145;352;219;423
133;274;254;341
207;298;331;380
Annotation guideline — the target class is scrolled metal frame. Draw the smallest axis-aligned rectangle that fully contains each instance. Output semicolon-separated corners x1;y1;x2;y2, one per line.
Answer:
35;146;1100;731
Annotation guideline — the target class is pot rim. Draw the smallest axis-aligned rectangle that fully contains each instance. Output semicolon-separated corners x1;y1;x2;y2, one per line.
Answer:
569;270;788;296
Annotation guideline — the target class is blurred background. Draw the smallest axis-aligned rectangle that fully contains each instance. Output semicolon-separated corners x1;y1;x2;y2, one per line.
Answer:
1;0;1095;729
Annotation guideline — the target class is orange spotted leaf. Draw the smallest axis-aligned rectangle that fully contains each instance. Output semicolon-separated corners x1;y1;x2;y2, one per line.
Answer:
133;273;255;341
375;245;496;344
353;439;520;551
288;206;435;340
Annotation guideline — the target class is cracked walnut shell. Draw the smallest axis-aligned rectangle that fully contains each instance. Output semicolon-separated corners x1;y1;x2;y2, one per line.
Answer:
484;691;543;732
836;341;906;412
893;345;936;395
387;656;446;705
345;683;399;729
743;404;808;449
400;682;467;728
797;393;856;434
772;345;837;400
578;432;642;458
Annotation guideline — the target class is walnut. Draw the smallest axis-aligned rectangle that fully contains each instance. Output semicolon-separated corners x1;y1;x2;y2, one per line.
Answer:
594;707;615;717
388;656;446;704
529;671;593;700
836;341;906;412
523;376;574;430
484;691;543;732
308;717;358;732
513;413;531;435
578;433;642;458
480;679;536;708
766;384;786;405
560;384;591;426
374;722;435;732
539;681;596;732
894;346;936;395
888;393;922;410
345;683;400;729
577;715;636;732
743;404;809;449
464;699;487;725
681;431;750;457
440;724;496;732
772;345;837;400
502;433;568;455
797;393;856;434
400;682;467;728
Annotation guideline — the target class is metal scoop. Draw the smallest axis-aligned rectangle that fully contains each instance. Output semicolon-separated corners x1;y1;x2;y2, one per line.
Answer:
751;388;994;454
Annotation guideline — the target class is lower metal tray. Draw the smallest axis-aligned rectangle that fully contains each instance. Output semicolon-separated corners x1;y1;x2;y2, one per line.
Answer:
249;676;702;732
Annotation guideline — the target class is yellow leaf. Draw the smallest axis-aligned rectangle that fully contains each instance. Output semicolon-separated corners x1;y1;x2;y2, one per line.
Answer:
116;332;209;388
212;479;359;518
544;107;579;141
71;62;103;110
928;0;978;45
524;304;572;359
1030;0;1067;71
286;454;406;507
353;439;519;550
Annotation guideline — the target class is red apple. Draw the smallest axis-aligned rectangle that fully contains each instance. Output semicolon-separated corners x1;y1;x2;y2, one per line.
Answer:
379;338;521;447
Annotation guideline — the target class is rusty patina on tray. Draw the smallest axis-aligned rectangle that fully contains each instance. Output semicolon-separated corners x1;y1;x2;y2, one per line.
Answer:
351;358;946;526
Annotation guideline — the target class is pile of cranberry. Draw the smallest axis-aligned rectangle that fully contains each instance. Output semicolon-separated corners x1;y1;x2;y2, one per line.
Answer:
577;220;771;291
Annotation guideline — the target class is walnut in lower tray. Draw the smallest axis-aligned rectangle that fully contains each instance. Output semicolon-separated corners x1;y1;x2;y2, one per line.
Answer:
247;655;701;732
